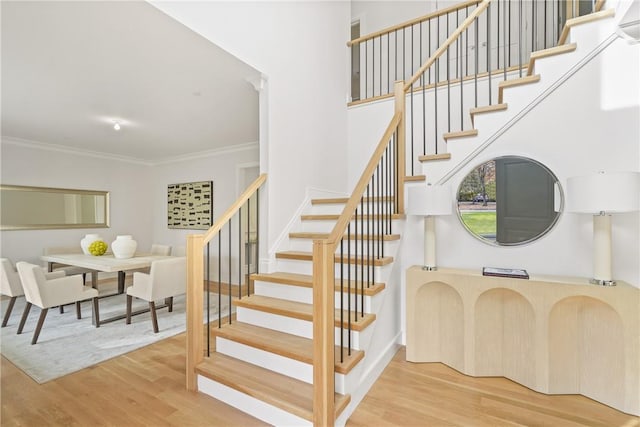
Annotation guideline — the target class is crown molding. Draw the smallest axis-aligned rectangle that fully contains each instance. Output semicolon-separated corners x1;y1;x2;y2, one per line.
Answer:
1;136;259;166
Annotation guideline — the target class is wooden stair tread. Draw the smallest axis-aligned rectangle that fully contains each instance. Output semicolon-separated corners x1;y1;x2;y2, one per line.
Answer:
196;353;350;421
311;196;394;205
289;232;400;241
301;213;406;221
404;175;426;182
419;153;451;162
498;75;541;103
527;43;577;76
443;129;478;140
212;321;364;374
470;103;508;125
251;271;386;296
558;8;615;45
276;250;394;266
233;295;376;331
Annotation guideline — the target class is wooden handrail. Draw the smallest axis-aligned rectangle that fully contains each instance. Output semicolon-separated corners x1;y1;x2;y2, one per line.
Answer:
202;174;267;243
325;111;402;245
404;0;493;91
347;0;481;47
186;173;266;391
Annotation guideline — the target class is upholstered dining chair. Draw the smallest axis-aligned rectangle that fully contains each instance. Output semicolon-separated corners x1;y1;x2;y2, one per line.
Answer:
150;244;172;256
126;257;186;333
1;258;66;327
16;262;100;344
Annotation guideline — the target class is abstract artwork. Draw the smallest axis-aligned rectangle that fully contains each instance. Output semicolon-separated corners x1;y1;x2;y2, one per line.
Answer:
167;181;213;229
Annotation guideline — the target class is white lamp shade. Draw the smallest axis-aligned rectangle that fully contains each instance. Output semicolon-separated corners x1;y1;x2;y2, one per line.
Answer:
408;184;452;216
566;171;640;214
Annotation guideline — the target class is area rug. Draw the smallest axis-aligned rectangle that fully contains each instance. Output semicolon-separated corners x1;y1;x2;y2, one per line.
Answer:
0;291;228;383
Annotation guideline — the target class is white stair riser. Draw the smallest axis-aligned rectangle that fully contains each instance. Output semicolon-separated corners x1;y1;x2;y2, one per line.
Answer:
275;259;394;283
198;376;311;427
254;281;375;311
308;202;397;216
216;337;349;394
288;237;399;255
236;306;369;350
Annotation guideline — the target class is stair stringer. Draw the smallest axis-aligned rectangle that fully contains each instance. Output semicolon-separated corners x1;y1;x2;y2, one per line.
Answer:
421;13;619;184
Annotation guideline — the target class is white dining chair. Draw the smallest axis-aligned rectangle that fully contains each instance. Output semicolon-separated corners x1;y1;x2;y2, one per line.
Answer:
16;262;100;344
126;257;185;333
1;258;66;327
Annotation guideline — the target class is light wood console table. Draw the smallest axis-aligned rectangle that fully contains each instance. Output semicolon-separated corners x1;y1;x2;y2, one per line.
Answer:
406;266;639;416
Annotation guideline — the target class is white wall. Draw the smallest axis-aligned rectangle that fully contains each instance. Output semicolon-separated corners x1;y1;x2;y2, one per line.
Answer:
392;36;638;287
150;1;351;266
149;144;260;258
0;140;153;266
0;139;259;268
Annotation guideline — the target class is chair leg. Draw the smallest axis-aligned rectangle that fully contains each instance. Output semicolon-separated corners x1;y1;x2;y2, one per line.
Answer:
76;301;82;319
126;295;133;325
17;302;32;334
92;297;100;328
31;308;48;345
60;305;64;314
167;296;174;313
2;296;17;327
149;301;159;333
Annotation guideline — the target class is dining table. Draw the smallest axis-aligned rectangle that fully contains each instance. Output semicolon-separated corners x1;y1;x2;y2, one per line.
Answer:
41;253;174;293
41;253;175;325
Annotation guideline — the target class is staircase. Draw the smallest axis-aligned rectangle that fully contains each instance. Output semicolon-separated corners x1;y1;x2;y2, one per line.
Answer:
197;196;404;426
187;2;627;426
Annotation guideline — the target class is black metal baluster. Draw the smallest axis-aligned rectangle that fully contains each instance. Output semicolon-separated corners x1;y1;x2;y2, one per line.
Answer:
519;0;523;77
206;241;210;356
218;232;222;328
487;2;492;105
246;197;251;295
447;15;451;134
544;0;548;49
360;197;364;318
238;206;242;300
340;238;344;363
256;188;260;278
354;206;358;322
347;223;352;355
228;220;232;324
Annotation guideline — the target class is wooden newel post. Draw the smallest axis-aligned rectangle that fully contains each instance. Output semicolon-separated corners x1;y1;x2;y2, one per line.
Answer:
312;239;336;427
186;234;204;391
394;80;406;214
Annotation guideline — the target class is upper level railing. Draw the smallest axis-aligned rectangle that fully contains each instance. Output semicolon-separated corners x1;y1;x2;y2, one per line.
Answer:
349;0;603;106
185;173;266;391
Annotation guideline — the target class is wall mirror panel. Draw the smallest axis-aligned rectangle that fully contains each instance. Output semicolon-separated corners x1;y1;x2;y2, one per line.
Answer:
456;156;562;246
0;185;110;230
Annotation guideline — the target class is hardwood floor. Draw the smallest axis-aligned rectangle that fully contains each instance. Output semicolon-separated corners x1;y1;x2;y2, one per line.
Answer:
2;335;638;426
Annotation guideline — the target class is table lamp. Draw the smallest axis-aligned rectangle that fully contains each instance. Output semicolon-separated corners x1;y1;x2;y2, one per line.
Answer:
407;184;452;270
566;171;640;286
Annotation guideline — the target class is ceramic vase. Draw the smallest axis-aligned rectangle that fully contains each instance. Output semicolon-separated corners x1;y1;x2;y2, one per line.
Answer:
80;234;103;255
111;235;137;259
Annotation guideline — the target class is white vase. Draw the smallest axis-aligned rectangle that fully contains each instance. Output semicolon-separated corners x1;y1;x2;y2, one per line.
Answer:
80;234;103;255
111;235;137;259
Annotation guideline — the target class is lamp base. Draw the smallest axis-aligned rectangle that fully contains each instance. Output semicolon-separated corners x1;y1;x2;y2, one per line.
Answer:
422;266;438;271
590;278;616;286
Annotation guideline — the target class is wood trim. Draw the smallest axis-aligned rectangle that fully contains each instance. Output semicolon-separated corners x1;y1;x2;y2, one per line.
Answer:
186;234;204;391
404;175;426;182
404;0;492;91
301;213;405;221
289;232;400;241
395;81;406;214
312;240;335;427
470;103;508;125
347;0;481;47
419;153;452;162
325;112;402;245
202;174;266;243
558;8;615;45
311;196;394;205
443;129;478;140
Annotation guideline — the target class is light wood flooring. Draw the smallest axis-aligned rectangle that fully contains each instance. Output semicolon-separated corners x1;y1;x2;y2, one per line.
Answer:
2;332;638;426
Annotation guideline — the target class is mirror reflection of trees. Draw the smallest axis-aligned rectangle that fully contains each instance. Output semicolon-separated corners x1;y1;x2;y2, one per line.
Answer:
456;157;561;246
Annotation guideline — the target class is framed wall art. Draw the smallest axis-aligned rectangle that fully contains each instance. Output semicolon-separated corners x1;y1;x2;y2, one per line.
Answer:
167;181;213;229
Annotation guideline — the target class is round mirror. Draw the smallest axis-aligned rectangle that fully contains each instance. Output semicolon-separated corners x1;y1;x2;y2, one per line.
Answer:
456;156;563;246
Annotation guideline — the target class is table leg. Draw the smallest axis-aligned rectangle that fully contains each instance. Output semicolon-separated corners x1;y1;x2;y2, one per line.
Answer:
118;271;126;294
47;262;53;273
91;271;98;288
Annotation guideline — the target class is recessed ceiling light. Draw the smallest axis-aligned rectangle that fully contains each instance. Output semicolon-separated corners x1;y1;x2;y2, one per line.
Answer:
113;121;121;131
